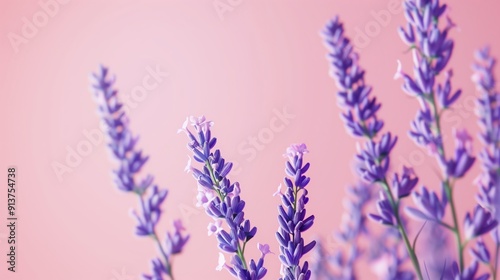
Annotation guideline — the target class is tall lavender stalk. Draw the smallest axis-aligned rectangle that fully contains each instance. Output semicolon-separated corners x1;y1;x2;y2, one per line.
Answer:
473;46;500;279
180;116;268;280
322;16;421;279
398;1;497;276
276;144;316;280
91;66;189;280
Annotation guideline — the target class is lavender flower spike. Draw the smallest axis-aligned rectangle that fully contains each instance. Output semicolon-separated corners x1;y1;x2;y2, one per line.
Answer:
91;65;188;280
323;15;421;279
473;46;500;279
276;143;315;280
398;0;476;272
181;116;268;280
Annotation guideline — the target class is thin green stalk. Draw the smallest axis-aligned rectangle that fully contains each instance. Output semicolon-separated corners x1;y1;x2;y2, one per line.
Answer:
429;94;465;271
380;179;424;280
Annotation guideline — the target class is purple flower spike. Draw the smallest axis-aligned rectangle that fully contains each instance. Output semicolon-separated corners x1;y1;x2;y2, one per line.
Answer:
399;0;484;273
406;186;447;222
182;116;267;280
324;15;423;279
397;0;460;169
277;144;315;280
92;65;187;280
473;47;500;246
322;16;384;139
464;206;498;241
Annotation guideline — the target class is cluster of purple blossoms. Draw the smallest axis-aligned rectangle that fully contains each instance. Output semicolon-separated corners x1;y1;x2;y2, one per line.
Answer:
275;144;316;280
398;0;497;277
323;15;421;279
180;116;268;280
473;46;500;278
91;66;189;280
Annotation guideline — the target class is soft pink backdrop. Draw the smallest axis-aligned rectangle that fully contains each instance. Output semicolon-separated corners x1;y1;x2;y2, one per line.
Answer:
1;0;499;279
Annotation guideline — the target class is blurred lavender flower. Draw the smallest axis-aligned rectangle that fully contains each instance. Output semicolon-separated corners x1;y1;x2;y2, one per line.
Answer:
311;183;372;280
396;0;494;273
323;15;421;279
464;206;498;241
91;65;188;280
371;248;414;280
448;261;490;280
473;46;500;279
323;17;383;139
420;221;453;280
181;116;267;280
276;144;316;280
470;239;490;264
406;186;447;222
310;239;336;280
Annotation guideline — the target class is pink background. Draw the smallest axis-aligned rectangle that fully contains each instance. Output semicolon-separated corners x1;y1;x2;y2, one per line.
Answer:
1;0;499;279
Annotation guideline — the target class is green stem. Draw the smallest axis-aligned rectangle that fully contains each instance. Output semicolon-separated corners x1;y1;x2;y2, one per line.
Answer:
153;232;174;280
380;179;424;280
493;243;500;280
429;94;465;271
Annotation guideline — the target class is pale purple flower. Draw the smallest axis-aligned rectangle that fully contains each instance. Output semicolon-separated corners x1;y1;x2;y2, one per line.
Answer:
208;220;223;236
257;243;272;257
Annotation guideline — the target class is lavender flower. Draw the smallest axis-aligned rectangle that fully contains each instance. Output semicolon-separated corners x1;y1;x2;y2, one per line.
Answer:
464;206;498;241
181;116;267;280
91;65;188;280
470;239;491;264
473;46;500;280
323;15;422;279
276;144;316;280
397;0;495;273
323;17;383;140
310;183;372;280
310;239;336;280
406;186;447;223
449;261;490;280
